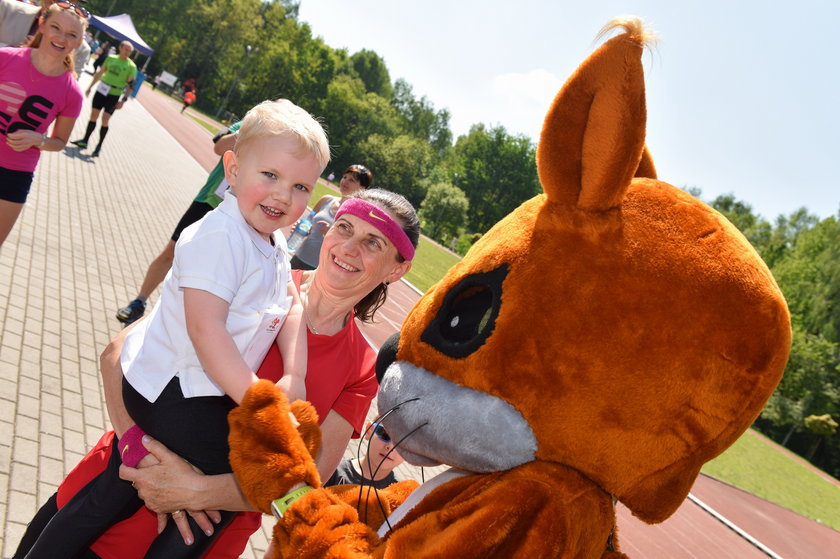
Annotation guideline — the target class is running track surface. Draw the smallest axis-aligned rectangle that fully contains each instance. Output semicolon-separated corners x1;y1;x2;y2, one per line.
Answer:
137;85;840;558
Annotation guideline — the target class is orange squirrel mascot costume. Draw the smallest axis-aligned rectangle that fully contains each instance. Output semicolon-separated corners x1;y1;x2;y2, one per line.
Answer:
228;17;791;558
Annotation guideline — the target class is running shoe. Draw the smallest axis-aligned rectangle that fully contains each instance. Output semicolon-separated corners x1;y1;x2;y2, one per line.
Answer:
92;146;101;157
116;299;146;325
71;139;87;149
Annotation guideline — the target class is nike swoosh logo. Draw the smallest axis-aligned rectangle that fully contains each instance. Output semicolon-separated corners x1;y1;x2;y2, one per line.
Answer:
369;210;386;222
121;444;129;457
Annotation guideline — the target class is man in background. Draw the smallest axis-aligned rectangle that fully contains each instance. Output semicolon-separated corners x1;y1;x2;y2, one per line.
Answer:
71;39;136;157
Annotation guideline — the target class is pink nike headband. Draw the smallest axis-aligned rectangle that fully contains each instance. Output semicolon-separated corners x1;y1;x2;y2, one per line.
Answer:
335;198;415;261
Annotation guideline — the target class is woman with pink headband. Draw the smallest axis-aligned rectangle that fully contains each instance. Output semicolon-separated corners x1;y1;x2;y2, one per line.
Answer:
290;163;373;270
13;188;420;559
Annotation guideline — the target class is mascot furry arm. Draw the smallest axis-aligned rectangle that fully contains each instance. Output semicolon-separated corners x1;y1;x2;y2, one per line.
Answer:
229;17;791;559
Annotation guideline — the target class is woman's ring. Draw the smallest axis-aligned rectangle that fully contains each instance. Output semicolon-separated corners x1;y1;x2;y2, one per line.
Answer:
172;509;184;519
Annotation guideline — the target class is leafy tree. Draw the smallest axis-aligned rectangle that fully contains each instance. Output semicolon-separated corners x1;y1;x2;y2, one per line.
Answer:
760;329;840;444
761;208;820;269
451;124;538;233
709;194;773;255
418;183;469;243
773;215;840;343
358;134;434;208
392;80;453;156
351;50;393;99
804;414;838;461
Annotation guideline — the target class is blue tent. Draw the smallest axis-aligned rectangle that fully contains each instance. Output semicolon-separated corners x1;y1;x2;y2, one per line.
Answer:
89;13;153;57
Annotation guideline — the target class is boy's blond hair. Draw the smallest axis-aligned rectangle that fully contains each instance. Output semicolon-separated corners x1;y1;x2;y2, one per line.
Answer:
235;99;330;170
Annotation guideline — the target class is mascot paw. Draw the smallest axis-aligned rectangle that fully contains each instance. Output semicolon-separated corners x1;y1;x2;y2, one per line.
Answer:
229;380;321;513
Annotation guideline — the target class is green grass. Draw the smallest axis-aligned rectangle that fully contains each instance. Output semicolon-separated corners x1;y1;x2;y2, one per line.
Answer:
702;429;840;530
404;239;461;292
187;113;221;134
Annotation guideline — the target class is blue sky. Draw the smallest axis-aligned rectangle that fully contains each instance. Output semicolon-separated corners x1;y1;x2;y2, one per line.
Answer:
298;0;839;222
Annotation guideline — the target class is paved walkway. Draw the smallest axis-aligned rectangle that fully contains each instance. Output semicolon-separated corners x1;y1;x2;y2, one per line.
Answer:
2;77;838;559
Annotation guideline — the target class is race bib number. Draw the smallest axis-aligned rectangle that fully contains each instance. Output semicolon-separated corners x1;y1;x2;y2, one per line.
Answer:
95;81;112;96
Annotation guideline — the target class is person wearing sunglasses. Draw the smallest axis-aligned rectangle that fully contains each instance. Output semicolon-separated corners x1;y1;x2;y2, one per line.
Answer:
0;1;86;248
325;422;405;490
290;164;373;270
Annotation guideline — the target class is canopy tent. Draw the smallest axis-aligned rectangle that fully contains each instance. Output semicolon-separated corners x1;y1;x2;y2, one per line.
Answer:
89;13;153;57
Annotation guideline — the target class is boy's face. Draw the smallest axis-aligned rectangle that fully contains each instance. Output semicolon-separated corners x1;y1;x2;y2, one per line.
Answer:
224;136;320;241
366;423;404;473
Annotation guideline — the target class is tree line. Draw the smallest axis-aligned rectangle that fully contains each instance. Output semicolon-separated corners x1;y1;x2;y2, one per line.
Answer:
88;1;839;477
86;0;539;255
695;191;840;478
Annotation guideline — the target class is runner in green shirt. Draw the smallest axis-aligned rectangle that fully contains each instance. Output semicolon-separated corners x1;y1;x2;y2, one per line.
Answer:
71;40;136;157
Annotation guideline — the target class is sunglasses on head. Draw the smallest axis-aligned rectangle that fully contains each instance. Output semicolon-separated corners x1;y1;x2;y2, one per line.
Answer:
55;1;90;19
371;423;391;444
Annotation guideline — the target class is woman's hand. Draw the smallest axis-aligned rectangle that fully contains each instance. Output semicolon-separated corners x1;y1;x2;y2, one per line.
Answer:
6;129;41;151
119;436;222;544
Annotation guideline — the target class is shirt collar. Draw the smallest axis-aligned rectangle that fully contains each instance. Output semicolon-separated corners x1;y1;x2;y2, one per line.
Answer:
217;194;276;258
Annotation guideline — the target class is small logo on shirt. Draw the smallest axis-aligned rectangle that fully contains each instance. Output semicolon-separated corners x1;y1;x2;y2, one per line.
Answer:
267;317;281;331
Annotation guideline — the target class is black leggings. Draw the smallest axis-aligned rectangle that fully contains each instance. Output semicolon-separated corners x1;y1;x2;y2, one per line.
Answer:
20;378;237;559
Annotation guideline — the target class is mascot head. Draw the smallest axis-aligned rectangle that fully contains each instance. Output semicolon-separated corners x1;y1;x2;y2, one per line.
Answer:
376;17;791;523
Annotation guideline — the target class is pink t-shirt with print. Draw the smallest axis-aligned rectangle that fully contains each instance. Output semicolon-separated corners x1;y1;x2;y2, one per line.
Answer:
0;47;82;171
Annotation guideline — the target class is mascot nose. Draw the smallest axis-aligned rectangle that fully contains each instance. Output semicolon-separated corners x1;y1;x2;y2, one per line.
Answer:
376;333;400;383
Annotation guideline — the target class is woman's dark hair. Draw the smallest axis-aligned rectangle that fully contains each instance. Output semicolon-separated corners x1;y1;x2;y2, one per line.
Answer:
345;164;373;188
351;188;420;322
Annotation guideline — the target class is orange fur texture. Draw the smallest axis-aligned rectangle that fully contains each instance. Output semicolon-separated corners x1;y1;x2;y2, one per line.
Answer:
228;17;791;558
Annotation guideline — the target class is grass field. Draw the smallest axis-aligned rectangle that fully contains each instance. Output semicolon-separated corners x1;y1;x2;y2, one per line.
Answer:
702;429;840;530
187;112;220;134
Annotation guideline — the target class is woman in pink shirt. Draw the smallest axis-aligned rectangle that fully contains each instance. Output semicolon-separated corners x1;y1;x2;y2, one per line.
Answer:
0;2;86;247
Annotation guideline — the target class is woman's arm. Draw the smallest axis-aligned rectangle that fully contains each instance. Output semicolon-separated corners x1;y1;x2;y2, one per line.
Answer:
5;114;77;152
100;320;140;437
183;287;258;404
316;410;354;482
122;410;355;512
120;438;254;512
274;283;307;402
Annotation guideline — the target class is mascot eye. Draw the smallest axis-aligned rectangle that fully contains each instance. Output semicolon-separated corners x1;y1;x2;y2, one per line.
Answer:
421;265;508;358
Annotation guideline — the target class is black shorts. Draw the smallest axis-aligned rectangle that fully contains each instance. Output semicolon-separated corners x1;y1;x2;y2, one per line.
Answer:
0;166;35;203
170;200;214;241
91;91;121;114
123;377;235;475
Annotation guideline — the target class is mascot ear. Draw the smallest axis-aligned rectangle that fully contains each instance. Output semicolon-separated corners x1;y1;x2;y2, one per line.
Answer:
635;145;657;179
537;18;654;211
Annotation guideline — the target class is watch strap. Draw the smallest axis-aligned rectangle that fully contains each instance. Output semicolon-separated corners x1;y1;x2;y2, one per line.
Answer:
271;485;313;518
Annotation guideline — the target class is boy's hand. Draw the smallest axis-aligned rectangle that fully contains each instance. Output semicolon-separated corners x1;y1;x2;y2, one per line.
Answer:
276;374;306;404
228;380;321;512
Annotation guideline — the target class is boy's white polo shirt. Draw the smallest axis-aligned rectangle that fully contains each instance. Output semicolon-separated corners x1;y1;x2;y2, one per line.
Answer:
122;194;288;402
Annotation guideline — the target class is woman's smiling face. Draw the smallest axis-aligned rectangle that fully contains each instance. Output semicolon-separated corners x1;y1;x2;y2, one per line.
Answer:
39;10;84;56
318;211;411;294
